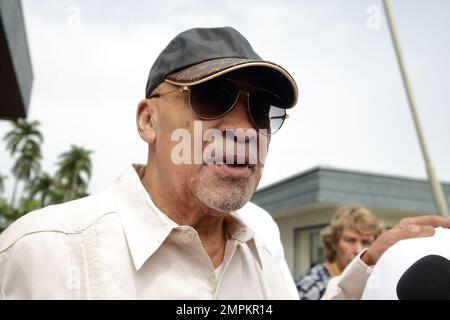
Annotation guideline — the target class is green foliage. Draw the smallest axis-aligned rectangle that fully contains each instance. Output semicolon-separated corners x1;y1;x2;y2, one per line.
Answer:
56;145;93;202
0;119;93;232
0;197;20;231
3;119;42;207
26;172;57;207
0;174;6;194
3;119;43;157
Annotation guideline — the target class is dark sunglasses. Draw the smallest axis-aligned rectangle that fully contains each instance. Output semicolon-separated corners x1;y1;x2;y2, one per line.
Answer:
147;77;289;134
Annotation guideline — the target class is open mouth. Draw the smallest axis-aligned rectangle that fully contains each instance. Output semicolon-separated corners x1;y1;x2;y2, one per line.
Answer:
225;163;249;167
203;155;256;178
221;155;255;169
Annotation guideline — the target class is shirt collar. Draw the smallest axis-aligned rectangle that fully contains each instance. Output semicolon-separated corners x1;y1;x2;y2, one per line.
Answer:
112;164;177;271
112;164;262;271
226;211;263;269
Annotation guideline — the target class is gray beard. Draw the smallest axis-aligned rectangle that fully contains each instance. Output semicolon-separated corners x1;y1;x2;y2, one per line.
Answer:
195;176;256;213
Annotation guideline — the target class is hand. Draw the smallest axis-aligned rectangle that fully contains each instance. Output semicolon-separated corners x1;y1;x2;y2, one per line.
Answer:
361;215;450;266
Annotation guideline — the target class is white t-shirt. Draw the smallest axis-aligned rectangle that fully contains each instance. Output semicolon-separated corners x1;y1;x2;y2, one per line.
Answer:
215;263;225;280
362;227;450;300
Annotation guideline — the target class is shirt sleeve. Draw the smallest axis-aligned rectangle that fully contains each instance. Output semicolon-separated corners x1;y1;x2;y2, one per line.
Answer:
321;249;373;300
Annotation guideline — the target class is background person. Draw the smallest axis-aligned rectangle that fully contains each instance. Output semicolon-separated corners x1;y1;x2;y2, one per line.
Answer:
296;204;383;300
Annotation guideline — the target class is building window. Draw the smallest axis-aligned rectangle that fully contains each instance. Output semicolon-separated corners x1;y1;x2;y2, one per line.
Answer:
294;225;326;278
310;230;326;267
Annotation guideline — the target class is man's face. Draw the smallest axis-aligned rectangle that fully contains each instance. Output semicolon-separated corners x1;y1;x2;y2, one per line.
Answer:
149;75;271;214
334;227;376;271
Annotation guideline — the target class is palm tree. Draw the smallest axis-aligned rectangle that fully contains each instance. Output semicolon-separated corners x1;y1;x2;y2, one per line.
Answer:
12;141;41;178
26;172;55;207
3;119;43;206
3;119;43;155
55;145;93;202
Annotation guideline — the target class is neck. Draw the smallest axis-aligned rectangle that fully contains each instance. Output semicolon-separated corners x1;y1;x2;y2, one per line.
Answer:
324;261;341;277
194;215;227;268
141;162;227;268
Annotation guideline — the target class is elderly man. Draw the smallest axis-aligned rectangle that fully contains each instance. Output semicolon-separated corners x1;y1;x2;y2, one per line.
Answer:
0;27;449;300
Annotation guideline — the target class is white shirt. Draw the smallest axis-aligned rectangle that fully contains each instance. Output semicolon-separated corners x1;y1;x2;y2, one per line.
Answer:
0;164;297;300
321;250;374;300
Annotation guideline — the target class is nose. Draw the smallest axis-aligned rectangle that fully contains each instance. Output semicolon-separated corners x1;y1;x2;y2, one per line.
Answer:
220;92;255;131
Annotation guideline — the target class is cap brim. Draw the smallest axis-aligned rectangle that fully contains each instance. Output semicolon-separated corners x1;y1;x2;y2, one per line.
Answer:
165;57;299;108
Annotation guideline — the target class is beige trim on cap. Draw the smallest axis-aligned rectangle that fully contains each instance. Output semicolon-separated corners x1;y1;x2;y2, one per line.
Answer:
165;61;299;107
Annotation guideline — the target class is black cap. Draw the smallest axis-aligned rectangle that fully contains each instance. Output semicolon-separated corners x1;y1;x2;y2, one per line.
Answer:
145;27;299;108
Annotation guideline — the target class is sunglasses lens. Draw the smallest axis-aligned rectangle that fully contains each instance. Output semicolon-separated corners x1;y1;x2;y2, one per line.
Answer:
189;78;238;118
249;92;286;134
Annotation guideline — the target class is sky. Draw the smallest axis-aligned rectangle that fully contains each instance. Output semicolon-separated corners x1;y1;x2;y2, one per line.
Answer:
1;0;450;198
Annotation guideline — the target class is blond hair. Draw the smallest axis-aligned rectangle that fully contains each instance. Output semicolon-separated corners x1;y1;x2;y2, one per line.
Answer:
320;204;383;263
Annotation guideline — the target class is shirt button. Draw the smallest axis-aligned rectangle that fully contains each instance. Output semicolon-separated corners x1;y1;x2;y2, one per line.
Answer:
183;232;193;243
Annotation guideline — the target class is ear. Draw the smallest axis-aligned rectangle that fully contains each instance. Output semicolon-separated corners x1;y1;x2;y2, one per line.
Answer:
136;99;158;144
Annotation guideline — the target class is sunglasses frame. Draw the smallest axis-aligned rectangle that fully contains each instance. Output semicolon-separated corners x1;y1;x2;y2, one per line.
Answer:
147;78;289;134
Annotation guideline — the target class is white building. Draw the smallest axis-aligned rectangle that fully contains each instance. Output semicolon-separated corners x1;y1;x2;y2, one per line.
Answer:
251;166;450;279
